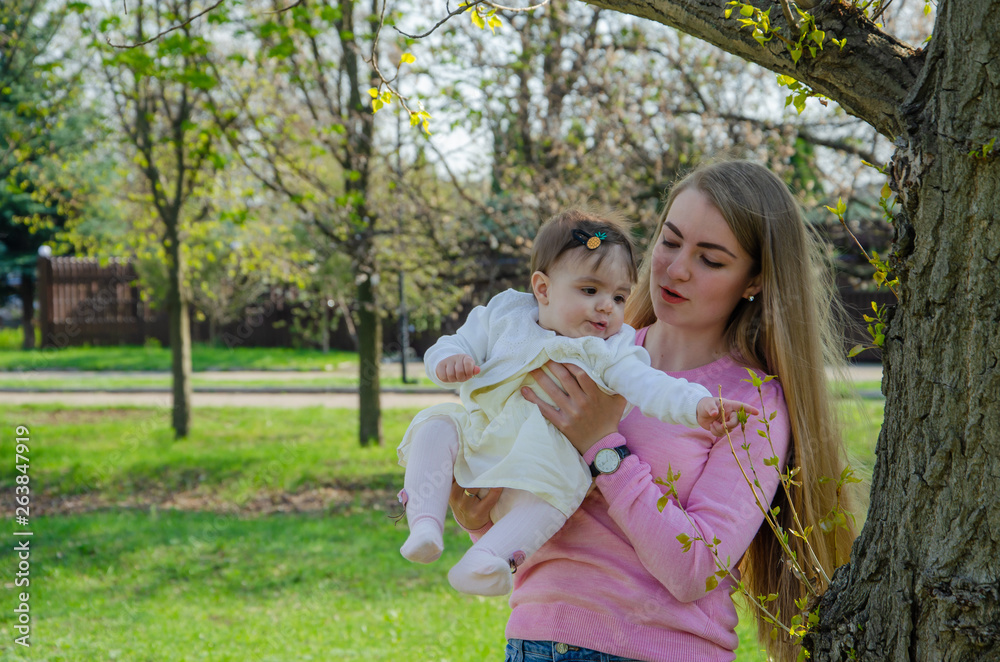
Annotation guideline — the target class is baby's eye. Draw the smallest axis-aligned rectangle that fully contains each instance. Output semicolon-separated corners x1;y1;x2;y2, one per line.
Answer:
582;287;597;295
614;295;627;304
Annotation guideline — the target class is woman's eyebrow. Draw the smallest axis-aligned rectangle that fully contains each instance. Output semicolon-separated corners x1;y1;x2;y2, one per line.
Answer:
664;221;738;259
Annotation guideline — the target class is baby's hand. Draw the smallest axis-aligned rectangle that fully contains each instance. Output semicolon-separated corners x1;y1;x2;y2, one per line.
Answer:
696;397;761;437
435;354;481;383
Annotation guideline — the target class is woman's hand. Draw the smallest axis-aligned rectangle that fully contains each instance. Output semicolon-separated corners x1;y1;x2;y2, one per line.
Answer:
448;480;502;531
521;361;627;456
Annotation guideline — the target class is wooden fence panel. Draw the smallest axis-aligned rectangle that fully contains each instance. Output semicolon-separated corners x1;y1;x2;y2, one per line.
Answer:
38;256;153;348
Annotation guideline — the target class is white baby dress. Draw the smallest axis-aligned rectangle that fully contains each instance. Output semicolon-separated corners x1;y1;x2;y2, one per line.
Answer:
397;289;711;517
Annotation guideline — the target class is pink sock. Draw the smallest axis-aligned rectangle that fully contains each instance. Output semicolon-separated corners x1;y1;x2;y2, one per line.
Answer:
400;418;459;564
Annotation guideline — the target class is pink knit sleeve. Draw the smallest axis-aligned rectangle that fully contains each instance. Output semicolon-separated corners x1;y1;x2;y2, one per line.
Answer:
595;380;790;603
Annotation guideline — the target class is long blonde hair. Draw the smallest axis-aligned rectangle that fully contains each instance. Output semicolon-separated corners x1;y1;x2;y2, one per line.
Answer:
626;160;857;661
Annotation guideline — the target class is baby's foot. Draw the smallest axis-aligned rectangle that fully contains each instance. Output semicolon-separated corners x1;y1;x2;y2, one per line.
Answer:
400;520;443;563
447;549;513;596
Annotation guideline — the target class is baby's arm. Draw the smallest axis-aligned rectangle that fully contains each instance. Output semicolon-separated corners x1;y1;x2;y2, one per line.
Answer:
605;355;757;432
435;354;481;383
424;303;492;387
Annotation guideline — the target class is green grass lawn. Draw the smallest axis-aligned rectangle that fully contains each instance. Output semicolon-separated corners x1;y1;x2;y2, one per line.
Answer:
0;403;880;661
0;330;358;372
0;373;432;391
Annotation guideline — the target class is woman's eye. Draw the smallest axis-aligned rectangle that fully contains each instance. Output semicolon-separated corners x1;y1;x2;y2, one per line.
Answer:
702;257;723;268
662;240;679;248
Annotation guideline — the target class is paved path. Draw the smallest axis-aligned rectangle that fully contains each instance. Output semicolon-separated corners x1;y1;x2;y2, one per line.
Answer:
2;390;460;408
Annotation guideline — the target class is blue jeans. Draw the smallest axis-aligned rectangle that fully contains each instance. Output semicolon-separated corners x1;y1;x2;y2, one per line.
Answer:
505;639;644;662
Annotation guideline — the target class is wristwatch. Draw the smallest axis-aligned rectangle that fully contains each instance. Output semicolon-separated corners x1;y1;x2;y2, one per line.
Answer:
590;445;631;477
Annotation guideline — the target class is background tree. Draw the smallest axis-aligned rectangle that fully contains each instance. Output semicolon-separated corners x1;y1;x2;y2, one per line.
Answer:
88;0;240;438
417;0;884;301
0;0;99;348
215;0;471;445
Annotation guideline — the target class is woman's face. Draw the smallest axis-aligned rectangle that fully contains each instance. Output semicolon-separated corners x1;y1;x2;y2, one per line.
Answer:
649;188;761;340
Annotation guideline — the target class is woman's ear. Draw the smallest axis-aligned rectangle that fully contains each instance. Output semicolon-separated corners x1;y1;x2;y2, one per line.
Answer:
743;273;763;300
531;271;550;305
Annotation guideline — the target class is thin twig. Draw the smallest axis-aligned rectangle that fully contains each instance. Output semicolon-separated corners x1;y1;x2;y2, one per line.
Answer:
395;1;487;39
778;0;800;38
870;0;894;22
837;215;899;298
485;0;551;12
265;0;305;13
107;0;226;49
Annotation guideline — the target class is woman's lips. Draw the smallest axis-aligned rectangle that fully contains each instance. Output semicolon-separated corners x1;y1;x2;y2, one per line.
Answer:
660;287;687;303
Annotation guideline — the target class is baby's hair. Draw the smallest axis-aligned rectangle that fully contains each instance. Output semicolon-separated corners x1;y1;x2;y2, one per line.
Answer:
530;207;638;283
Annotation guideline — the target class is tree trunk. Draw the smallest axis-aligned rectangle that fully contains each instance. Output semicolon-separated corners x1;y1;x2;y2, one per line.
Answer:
166;221;193;439
21;273;35;350
806;2;1000;659
357;265;382;446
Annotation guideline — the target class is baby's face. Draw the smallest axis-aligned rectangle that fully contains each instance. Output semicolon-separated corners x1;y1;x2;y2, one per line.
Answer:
533;251;634;339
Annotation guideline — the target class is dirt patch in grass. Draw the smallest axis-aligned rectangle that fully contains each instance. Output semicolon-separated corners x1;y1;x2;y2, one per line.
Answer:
23;408;157;426
13;484;400;517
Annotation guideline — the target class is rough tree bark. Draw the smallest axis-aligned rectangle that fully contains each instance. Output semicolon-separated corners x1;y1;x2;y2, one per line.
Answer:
165;212;193;439
573;0;1000;659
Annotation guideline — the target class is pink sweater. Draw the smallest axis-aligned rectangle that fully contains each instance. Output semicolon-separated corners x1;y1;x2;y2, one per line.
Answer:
503;328;790;662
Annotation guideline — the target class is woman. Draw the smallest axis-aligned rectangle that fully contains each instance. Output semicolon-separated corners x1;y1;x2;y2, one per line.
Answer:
450;160;857;662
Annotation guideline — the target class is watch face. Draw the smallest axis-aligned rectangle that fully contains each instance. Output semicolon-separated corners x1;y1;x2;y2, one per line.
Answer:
594;448;620;473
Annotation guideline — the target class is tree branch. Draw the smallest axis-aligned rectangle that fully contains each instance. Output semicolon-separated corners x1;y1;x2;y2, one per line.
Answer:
107;0;226;49
578;0;923;138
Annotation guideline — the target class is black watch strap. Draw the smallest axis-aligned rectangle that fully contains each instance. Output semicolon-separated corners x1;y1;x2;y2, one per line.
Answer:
590;445;631;477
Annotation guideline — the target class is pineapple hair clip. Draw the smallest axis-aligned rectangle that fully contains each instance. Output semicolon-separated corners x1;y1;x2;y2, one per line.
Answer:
572;229;608;250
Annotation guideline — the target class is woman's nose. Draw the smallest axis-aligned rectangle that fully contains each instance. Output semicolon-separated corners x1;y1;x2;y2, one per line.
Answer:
665;255;690;281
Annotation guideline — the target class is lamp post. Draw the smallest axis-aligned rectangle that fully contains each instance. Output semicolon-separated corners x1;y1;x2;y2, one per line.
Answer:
399;271;414;384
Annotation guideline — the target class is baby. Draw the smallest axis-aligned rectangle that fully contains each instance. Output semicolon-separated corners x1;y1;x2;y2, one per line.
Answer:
396;207;755;596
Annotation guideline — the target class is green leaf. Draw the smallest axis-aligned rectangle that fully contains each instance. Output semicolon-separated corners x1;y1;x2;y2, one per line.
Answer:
847;344;865;358
706;575;719;591
320;5;342;22
740;4;755;17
